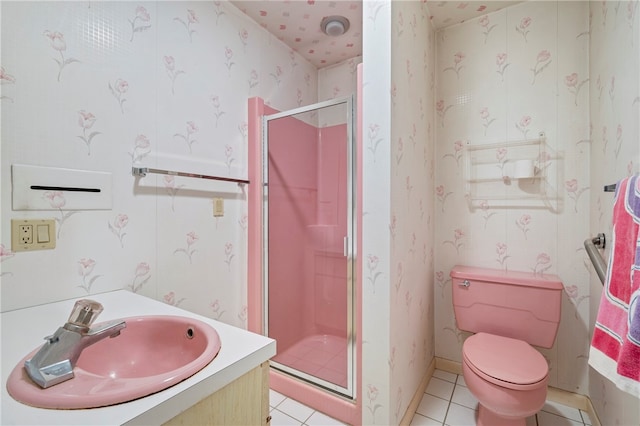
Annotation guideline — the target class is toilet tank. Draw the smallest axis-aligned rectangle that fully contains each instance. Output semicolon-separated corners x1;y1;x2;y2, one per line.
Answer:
451;265;563;348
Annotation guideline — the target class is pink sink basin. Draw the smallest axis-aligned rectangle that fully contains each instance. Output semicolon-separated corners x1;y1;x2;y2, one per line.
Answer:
6;315;221;409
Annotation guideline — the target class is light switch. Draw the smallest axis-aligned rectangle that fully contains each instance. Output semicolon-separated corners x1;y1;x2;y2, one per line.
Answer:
213;198;224;217
37;225;50;243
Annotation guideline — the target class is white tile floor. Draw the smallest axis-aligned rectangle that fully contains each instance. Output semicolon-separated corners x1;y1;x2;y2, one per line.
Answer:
411;370;594;426
269;389;347;426
269;369;595;426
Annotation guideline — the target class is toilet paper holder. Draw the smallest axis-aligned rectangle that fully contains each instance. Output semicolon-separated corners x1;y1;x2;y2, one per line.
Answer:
501;159;539;183
463;131;561;212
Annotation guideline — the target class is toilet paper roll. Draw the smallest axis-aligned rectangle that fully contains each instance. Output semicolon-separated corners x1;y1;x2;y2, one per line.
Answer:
512;159;535;179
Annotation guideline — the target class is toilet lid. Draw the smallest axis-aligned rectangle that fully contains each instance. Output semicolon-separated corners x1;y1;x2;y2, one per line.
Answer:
463;332;548;388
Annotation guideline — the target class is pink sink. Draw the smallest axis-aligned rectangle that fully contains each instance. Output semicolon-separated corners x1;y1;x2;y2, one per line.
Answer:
6;315;221;409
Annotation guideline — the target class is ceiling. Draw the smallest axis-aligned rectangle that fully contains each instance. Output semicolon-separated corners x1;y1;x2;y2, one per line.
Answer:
231;1;520;69
230;1;362;68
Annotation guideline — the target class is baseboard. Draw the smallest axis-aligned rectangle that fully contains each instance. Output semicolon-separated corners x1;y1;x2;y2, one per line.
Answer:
435;357;602;426
545;387;601;426
584;395;601;426
545;387;588;410
399;358;436;425
435;356;462;375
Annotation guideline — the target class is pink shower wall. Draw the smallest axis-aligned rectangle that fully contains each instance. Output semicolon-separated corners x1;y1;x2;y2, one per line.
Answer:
248;100;350;353
313;124;349;334
267;116;349;351
266;114;318;352
317;125;348;230
247;96;360;425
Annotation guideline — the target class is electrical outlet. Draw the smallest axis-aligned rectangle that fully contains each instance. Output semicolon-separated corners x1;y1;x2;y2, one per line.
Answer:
19;225;33;244
11;219;56;252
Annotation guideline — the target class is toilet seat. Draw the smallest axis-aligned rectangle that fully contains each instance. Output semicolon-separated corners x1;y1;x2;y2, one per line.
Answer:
463;332;548;391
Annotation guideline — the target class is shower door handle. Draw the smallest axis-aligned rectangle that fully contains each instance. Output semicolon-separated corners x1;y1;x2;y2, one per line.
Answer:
343;236;349;257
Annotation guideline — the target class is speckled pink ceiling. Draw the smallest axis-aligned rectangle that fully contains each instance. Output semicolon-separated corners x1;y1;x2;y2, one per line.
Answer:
230;0;362;69
231;1;520;69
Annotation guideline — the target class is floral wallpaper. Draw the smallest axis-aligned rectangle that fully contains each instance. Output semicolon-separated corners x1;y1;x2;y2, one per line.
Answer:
361;1;394;421
588;1;640;425
318;56;360;103
3;2;637;424
389;1;436;424
361;1;435;424
427;0;522;29
434;1;640;424
0;0;319;329
434;0;591;393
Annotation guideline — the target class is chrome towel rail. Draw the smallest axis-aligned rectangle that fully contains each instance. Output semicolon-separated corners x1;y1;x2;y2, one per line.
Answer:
132;167;249;185
584;233;607;285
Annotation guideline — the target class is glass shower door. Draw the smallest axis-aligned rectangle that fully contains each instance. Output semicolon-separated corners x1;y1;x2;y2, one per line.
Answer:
263;96;354;398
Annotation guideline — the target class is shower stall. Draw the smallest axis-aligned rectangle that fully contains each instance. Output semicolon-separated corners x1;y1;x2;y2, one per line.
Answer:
261;96;355;398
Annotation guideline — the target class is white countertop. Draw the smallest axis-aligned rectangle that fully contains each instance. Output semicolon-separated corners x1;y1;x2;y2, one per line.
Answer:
1;290;276;425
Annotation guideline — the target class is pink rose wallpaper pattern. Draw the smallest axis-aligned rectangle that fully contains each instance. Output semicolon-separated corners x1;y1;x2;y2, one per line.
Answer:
433;4;639;425
0;1;334;329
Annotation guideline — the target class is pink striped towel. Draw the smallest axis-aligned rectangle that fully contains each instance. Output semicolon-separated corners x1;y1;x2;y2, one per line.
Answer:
589;173;640;398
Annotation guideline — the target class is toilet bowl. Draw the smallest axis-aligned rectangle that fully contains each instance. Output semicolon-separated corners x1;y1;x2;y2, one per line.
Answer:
462;332;549;426
450;265;563;426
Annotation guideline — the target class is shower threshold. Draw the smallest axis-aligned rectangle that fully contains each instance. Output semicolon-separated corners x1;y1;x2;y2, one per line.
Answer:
271;334;348;390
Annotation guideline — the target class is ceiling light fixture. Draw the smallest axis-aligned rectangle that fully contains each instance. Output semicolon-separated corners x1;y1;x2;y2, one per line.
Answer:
321;16;350;37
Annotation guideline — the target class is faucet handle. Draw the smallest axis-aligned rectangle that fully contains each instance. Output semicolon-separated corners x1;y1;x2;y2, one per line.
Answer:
67;299;104;328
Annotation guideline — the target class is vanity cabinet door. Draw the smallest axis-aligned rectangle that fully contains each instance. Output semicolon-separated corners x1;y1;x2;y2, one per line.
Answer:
164;362;270;426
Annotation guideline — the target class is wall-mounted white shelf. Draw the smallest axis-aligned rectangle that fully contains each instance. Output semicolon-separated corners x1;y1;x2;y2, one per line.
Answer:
463;132;562;212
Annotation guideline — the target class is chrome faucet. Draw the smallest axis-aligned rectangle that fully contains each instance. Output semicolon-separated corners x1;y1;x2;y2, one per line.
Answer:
24;299;126;388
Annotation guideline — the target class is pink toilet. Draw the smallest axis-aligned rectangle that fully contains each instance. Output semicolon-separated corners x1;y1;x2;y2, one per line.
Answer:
450;265;563;426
